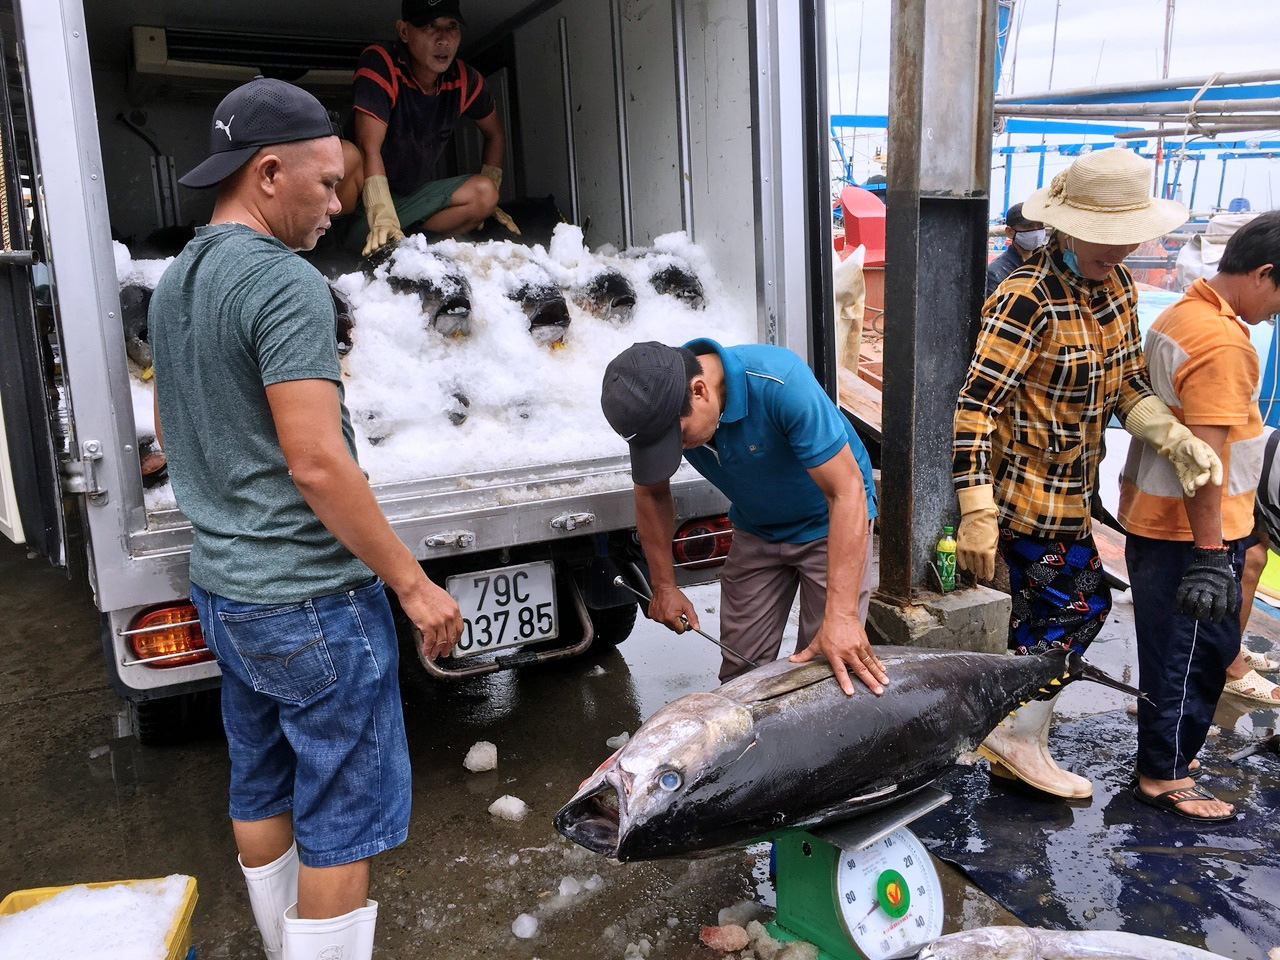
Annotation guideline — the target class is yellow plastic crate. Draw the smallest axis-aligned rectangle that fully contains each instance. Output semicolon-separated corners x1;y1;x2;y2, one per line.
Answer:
0;875;197;960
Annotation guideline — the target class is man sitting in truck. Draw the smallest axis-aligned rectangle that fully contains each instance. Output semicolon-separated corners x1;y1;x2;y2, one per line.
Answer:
153;76;463;960
601;340;888;696
338;0;516;256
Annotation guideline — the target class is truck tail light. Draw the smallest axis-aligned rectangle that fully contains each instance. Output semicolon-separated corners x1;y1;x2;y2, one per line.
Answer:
126;604;212;668
673;515;733;569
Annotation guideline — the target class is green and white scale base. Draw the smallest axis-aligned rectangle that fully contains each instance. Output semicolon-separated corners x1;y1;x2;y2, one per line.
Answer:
765;786;950;960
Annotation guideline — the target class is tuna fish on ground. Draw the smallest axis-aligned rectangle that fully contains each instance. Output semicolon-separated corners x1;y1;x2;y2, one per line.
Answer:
554;646;1141;862
916;926;1232;960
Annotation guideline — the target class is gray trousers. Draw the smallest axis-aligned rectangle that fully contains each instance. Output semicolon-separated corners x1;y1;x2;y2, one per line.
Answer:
717;523;875;683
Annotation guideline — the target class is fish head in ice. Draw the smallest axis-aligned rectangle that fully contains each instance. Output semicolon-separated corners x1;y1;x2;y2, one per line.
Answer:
554;691;755;861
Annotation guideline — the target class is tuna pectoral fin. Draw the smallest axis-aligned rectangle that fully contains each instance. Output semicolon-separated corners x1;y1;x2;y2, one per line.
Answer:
1069;652;1148;701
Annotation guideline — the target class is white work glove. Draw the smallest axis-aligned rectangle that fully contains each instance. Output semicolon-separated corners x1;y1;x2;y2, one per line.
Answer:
361;175;403;258
1123;395;1223;497
956;484;1000;582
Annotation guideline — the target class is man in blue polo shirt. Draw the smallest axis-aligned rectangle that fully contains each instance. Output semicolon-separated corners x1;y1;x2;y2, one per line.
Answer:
601;340;887;695
339;0;514;255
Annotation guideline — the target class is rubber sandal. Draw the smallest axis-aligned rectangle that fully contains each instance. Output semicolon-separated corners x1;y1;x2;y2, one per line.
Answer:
1241;646;1280;673
1221;669;1280;706
1131;782;1236;823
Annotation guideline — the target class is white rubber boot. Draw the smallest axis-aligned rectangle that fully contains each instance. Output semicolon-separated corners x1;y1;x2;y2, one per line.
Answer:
239;844;299;960
977;694;1092;799
282;900;378;960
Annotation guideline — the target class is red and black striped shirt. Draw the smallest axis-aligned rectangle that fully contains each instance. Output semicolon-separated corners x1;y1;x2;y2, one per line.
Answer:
353;41;495;196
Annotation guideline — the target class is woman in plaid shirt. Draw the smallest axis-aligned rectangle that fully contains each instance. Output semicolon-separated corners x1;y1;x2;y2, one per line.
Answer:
952;148;1220;799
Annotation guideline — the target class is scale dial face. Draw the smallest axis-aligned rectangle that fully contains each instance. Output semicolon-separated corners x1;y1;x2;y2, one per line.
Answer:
833;826;944;960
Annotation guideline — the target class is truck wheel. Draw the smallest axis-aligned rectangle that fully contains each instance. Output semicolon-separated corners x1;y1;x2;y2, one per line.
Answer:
131;691;219;746
589;600;639;649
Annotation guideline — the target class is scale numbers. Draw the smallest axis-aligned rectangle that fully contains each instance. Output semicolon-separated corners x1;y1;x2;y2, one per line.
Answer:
833;827;944;960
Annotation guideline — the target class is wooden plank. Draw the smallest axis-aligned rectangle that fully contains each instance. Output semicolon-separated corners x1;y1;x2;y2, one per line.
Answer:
838;367;882;440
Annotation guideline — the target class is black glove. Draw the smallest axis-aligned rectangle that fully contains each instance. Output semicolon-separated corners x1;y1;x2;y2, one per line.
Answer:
1174;545;1238;622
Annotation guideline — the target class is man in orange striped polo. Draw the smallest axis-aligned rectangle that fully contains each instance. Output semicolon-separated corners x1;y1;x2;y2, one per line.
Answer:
339;0;510;255
1119;211;1280;823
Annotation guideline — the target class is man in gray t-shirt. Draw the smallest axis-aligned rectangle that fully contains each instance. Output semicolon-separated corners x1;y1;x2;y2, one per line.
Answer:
152;77;462;960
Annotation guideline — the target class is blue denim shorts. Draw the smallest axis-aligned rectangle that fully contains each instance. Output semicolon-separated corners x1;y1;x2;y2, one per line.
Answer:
191;576;411;868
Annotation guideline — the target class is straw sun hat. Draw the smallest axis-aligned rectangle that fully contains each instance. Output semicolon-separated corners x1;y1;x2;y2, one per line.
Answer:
1022;146;1188;246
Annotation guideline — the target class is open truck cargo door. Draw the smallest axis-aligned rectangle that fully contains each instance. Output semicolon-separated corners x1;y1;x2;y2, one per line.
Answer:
0;13;72;567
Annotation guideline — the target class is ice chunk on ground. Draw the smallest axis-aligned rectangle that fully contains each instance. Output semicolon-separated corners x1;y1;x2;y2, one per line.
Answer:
512;913;538;939
623;937;653;958
747;920;782;960
558;876;581;897
464;741;498;772
489;795;530;821
606;732;630;749
587;665;607;676
718;900;764;928
777;942;819;960
583;874;604;891
700;924;750;952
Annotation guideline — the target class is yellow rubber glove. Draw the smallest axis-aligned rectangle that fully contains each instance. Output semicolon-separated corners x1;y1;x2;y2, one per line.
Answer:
361;175;403;258
1123;395;1223;496
957;484;1000;582
481;164;503;192
492;206;521;235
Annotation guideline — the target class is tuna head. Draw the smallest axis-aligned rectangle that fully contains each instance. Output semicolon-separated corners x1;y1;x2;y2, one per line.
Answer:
553;692;755;861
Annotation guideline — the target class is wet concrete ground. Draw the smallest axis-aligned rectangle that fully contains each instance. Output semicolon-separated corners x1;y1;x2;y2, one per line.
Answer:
3;535;1274;958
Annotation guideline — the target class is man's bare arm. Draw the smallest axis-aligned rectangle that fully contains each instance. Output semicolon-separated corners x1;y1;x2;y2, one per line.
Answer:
266;378;462;658
789;445;887;696
353;112;389;179
473;109;506;170
633;480;698;632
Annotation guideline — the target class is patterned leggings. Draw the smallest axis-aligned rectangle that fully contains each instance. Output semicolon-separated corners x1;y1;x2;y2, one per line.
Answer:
998;529;1111;654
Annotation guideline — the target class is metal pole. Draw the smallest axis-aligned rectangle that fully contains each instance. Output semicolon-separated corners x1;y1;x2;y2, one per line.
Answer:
801;0;836;396
999;68;1280;105
1217;161;1229;210
1189;158;1200;209
671;0;695;238
997;96;1280;117
557;19;581;226
608;0;634;248
881;0;995;599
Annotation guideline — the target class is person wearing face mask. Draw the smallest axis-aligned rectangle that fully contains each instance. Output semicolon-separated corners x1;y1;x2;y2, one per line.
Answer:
985;202;1046;298
952;147;1218;800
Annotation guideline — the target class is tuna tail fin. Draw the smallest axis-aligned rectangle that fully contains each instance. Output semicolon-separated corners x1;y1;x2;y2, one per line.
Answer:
1067;651;1149;701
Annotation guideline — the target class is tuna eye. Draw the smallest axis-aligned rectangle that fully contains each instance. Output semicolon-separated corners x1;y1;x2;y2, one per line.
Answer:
659;770;682;791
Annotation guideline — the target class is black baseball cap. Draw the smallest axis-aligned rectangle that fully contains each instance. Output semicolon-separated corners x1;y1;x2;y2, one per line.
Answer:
403;0;467;26
1006;202;1042;231
180;77;341;189
601;342;688;486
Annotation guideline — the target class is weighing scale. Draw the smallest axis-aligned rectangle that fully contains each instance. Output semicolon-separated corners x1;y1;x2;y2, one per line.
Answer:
767;786;951;960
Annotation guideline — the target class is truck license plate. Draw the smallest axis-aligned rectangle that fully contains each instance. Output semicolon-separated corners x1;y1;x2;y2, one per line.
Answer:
446;561;559;659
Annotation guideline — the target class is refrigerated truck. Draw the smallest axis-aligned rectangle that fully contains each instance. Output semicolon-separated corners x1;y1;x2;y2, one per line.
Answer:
0;0;836;740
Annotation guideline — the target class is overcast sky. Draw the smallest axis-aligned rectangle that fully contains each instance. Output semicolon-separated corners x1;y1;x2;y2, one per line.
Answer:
826;0;1280;215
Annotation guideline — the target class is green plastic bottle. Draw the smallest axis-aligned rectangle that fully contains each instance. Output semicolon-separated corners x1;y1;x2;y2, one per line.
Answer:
936;525;957;592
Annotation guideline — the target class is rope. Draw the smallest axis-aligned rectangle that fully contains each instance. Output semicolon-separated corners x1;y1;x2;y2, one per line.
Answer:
1183;71;1223;142
0;119;11;252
